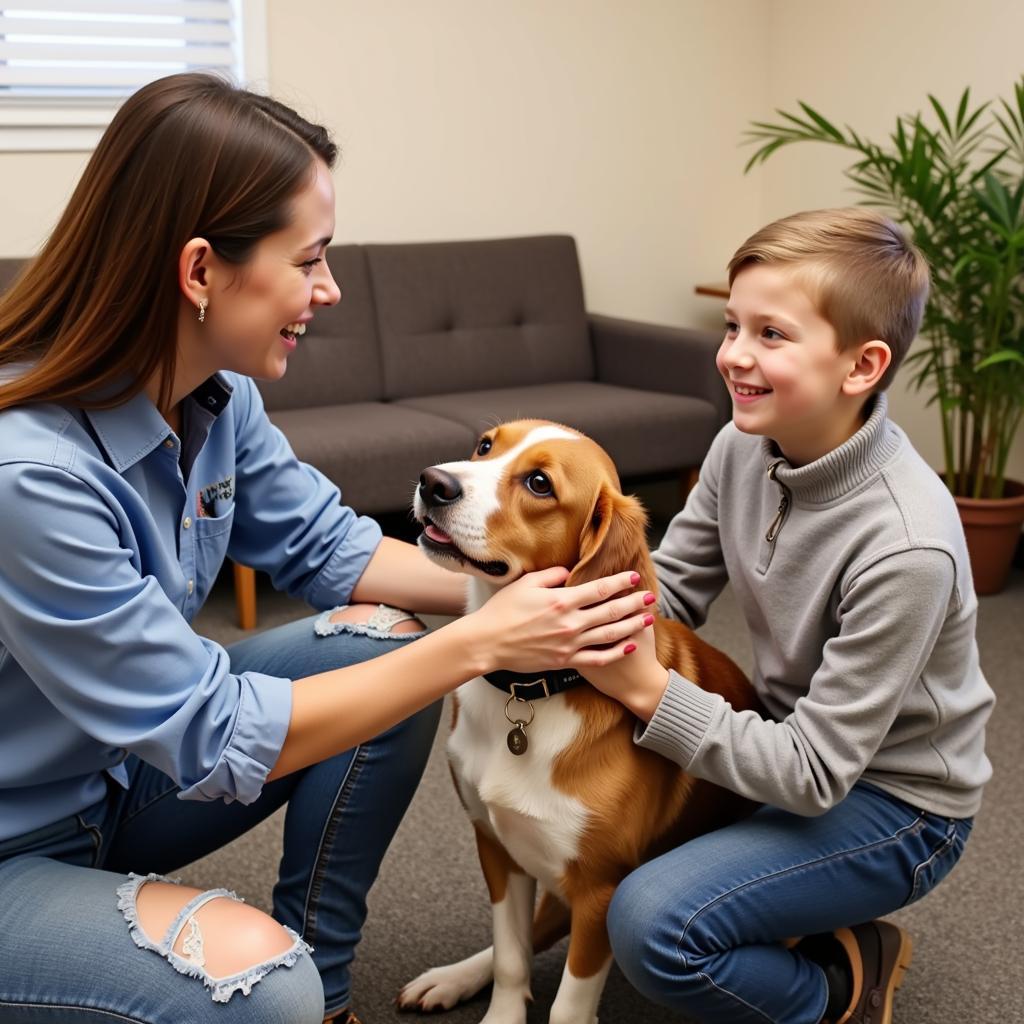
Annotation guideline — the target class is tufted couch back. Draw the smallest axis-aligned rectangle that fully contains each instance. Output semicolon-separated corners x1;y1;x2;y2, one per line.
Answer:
365;234;592;400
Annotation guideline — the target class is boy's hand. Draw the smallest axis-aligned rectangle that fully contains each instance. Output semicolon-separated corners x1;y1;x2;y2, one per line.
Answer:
581;624;669;722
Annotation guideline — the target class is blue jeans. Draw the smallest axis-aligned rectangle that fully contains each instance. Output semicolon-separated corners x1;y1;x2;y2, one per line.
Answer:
0;612;440;1023
607;781;973;1024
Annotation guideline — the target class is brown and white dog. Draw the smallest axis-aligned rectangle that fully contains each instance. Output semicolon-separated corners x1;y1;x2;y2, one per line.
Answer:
399;420;761;1024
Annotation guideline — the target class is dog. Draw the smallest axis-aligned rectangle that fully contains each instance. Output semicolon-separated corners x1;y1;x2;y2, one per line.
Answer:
399;419;761;1024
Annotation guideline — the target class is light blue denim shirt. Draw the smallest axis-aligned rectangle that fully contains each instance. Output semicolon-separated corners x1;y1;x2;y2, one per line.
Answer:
0;371;382;841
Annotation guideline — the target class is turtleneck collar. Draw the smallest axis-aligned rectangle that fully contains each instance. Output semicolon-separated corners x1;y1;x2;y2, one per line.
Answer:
760;392;903;504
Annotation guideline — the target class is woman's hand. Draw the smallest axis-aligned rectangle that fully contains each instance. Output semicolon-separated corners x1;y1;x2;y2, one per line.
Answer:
463;566;655;675
580;623;669;722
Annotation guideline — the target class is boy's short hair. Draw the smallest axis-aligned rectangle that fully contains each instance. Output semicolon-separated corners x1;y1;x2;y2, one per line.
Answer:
727;208;930;391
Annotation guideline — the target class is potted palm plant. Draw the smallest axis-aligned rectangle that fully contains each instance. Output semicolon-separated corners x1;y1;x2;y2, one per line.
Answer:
744;80;1024;594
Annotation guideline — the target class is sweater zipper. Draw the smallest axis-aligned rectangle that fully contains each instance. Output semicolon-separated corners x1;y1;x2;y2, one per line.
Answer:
765;461;791;543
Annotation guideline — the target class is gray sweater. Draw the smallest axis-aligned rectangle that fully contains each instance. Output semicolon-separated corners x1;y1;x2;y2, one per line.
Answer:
641;393;994;818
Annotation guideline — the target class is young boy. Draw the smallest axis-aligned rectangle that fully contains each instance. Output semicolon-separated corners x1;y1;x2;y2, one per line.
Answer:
584;208;995;1024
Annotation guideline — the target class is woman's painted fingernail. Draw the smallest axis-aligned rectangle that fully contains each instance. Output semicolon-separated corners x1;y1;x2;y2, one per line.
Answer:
643;614;654;626
629;572;641;586
643;592;656;605
624;643;637;654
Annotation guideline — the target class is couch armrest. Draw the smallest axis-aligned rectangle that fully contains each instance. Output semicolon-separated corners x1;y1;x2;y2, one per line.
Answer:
589;313;729;425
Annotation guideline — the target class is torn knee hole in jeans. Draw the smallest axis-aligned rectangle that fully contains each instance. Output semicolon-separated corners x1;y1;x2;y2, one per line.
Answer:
314;603;427;640
116;872;312;1003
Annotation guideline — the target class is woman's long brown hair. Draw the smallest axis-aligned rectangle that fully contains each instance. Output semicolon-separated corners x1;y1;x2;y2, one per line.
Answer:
0;73;337;413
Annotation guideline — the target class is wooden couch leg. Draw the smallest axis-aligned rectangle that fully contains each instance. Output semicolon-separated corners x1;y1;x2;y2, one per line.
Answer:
233;562;257;630
679;466;700;505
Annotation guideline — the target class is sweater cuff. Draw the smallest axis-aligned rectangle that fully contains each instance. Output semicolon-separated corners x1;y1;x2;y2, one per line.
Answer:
634;669;722;767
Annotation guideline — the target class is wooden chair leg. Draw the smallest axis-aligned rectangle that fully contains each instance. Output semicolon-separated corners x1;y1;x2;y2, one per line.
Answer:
233;562;257;630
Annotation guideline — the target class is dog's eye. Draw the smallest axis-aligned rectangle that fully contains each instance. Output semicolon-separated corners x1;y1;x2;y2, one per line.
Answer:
476;437;493;456
525;471;554;497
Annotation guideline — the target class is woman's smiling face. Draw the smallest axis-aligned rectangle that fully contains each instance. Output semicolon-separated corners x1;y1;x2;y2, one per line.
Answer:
193;157;341;383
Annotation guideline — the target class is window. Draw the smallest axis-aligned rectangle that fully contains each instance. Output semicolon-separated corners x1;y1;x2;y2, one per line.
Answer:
0;0;267;151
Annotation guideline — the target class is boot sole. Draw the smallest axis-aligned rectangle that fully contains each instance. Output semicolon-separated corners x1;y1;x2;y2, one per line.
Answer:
879;927;913;1024
835;922;913;1024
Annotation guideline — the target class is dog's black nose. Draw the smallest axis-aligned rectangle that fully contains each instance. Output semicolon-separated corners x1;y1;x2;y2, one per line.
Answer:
419;467;463;507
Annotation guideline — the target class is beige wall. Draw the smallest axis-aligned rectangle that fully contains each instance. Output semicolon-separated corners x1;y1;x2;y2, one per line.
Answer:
0;0;1021;478
0;0;768;325
0;152;88;257
263;0;767;327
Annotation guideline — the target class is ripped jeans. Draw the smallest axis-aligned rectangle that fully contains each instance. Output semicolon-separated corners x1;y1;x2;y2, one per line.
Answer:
0;609;439;1024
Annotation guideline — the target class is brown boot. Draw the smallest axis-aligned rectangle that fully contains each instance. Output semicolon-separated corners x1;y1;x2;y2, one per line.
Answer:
832;920;913;1024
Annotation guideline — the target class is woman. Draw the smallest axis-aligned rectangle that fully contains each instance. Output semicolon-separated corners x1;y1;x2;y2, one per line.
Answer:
0;73;651;1024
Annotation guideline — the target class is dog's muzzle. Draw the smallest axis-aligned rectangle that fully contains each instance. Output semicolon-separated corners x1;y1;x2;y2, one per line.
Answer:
415;466;509;578
418;467;462;509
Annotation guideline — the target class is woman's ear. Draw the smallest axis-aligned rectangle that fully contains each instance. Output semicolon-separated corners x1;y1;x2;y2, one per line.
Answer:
843;339;892;395
568;484;653;590
178;238;212;315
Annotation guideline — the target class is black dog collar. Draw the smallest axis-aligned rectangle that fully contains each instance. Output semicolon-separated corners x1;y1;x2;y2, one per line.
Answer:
483;668;584;701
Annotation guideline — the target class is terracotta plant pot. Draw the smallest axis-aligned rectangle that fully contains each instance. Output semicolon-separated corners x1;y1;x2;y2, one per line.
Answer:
954;479;1024;595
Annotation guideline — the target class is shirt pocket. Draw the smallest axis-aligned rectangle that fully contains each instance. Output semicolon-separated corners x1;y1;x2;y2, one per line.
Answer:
192;503;235;606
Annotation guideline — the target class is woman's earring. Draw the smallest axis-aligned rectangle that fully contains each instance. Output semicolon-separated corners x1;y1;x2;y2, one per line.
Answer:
198;298;208;323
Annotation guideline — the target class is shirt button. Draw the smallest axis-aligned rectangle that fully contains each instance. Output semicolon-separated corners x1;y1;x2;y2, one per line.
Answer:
187;579;194;595
164;438;174;448
183;516;192;530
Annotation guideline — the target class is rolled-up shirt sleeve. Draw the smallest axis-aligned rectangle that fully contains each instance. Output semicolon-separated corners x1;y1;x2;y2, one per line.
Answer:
225;376;382;608
0;462;291;804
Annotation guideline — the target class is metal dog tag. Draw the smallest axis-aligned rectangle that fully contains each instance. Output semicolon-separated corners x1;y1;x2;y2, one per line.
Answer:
507;722;529;756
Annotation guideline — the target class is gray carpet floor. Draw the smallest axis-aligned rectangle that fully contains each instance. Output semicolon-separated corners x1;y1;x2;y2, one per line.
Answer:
187;486;1024;1023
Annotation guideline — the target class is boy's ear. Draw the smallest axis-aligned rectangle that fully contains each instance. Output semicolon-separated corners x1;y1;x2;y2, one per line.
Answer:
843;339;892;395
568;484;653;591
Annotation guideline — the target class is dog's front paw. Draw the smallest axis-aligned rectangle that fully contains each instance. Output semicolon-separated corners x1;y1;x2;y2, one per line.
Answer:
398;949;493;1013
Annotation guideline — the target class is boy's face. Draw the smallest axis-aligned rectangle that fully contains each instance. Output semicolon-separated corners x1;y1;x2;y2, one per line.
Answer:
718;264;873;466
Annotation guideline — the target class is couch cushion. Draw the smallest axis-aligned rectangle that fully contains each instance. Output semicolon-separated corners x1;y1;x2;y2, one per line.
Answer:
266;402;477;515
257;245;384;411
366;235;593;400
397;381;719;478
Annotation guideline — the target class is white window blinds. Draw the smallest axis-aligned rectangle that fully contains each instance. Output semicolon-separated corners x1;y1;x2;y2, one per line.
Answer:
0;0;240;98
0;0;264;150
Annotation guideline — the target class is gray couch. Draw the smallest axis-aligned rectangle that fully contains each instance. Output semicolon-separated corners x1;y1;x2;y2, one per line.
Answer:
257;234;727;512
0;235;728;625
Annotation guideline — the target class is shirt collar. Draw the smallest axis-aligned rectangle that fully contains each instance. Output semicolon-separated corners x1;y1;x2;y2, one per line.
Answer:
83;373;234;474
187;373;234;418
760;392;903;504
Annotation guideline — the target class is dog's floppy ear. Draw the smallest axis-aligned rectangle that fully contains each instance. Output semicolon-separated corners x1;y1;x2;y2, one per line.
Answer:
568;483;655;591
